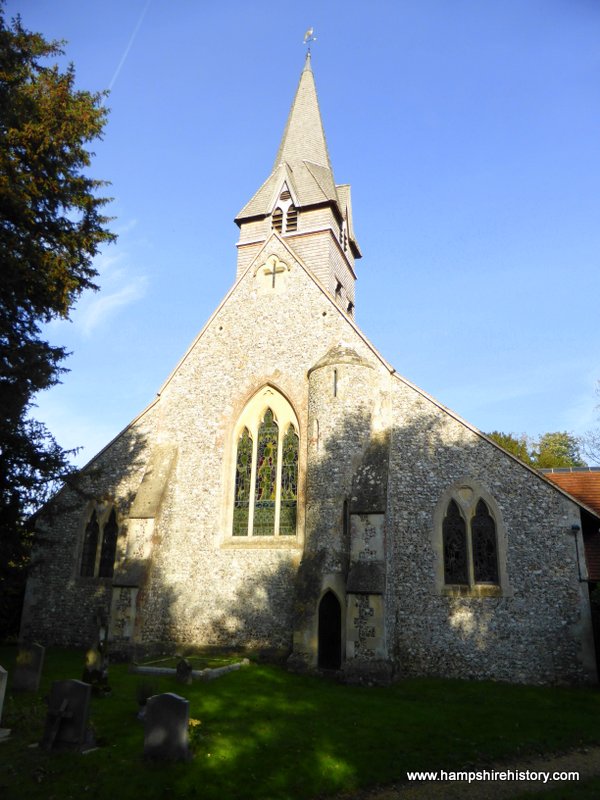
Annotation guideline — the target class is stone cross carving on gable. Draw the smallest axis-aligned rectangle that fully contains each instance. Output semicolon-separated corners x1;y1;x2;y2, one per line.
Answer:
263;255;286;288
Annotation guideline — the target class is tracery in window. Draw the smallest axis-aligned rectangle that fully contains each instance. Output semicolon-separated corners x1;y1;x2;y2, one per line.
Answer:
471;500;499;583
443;500;468;584
279;424;299;535
442;495;498;587
233;427;253;536
230;387;300;538
80;505;119;578
253;409;279;536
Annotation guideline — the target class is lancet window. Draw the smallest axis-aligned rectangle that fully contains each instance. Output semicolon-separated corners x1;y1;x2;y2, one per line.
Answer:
272;207;283;233
80;505;119;578
231;389;299;537
442;496;499;586
271;186;298;234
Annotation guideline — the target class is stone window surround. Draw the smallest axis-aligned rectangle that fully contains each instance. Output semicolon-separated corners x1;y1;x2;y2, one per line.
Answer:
432;479;513;598
75;500;121;581
222;384;302;546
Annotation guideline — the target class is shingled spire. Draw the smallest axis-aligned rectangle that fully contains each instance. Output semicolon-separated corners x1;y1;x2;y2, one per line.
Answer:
235;53;361;316
272;51;333;174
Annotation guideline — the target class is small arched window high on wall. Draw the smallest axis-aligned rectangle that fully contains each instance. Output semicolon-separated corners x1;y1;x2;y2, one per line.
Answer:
286;205;298;232
272;207;283;233
230;387;300;537
79;505;119;578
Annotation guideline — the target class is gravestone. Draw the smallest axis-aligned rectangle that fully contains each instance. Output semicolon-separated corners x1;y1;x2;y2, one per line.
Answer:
41;679;93;751
144;692;190;761
175;657;193;685
12;642;45;692
82;609;110;695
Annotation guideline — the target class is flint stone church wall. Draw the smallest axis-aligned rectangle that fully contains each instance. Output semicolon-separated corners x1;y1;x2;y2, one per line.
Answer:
21;236;391;656
20;240;597;684
20;407;158;647
384;379;595;684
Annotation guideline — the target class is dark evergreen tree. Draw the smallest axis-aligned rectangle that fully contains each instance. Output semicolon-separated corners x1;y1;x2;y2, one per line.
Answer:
0;8;114;637
486;431;533;465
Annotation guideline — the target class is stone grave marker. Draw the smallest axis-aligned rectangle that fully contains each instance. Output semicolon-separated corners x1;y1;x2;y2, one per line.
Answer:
144;692;190;761
12;642;45;692
176;657;193;685
82;609;110;695
41;679;93;751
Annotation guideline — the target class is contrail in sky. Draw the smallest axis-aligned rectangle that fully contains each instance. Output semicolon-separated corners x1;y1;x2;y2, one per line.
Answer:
107;0;151;94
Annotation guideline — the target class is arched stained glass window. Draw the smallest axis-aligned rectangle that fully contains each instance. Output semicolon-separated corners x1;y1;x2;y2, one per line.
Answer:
279;424;299;535
253;409;278;535
443;500;468;585
471;500;498;583
229;388;300;538
99;508;118;578
233;427;253;536
80;509;99;576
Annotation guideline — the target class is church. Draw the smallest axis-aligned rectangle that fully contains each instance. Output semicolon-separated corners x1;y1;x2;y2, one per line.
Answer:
20;53;599;685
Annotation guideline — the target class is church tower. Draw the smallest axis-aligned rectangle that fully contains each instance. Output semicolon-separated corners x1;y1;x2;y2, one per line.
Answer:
235;53;361;318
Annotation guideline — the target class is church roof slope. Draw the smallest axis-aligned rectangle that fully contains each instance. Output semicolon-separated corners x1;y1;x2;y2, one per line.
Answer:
542;468;600;517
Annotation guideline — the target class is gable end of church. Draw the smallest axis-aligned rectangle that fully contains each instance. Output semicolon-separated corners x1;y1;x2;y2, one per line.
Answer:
20;52;599;687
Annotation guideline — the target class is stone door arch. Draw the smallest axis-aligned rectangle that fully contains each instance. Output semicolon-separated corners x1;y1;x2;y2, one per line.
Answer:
318;590;342;669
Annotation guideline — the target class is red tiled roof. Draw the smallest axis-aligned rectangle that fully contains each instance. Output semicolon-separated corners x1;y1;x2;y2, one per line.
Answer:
544;470;600;516
544;470;600;581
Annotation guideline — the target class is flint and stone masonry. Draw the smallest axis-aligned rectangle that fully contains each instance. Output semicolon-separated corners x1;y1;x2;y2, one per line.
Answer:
20;54;598;685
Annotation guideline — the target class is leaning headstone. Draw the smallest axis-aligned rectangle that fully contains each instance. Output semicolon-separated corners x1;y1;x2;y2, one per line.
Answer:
144;692;190;761
175;657;193;685
41;679;93;752
12;643;45;692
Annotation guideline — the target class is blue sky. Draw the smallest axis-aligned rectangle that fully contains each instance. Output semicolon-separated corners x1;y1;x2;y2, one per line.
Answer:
7;0;600;465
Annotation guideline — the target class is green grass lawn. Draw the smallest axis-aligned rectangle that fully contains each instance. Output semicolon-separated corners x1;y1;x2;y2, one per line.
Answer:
1;645;600;800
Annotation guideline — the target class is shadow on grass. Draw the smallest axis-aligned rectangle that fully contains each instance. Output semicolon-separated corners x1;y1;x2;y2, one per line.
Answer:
1;647;600;800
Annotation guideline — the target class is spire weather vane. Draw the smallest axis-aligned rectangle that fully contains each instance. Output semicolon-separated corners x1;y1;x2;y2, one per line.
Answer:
303;27;317;51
